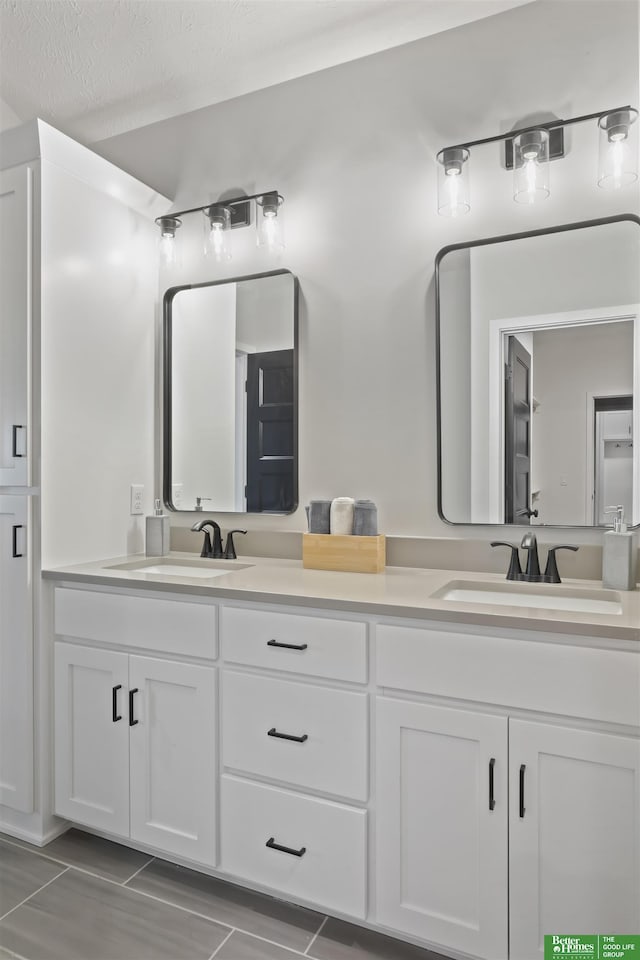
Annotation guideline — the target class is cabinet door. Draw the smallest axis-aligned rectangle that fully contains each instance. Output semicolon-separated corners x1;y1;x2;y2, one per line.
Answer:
0;166;31;486
129;656;217;866
510;720;640;960
376;698;508;959
0;497;32;811
54;642;129;836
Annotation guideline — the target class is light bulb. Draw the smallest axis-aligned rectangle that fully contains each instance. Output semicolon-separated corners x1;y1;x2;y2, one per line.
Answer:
436;148;470;216
256;194;285;253
513;129;549;204
598;109;639;190
204;205;231;261
156;216;182;266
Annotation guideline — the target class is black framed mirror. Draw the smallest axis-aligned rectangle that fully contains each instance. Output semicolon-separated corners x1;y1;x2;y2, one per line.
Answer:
436;215;640;527
163;269;298;514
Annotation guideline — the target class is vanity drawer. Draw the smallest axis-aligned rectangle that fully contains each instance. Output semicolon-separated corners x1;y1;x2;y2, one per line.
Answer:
221;605;367;682
54;587;217;659
223;671;368;800
377;623;640;727
221;774;367;918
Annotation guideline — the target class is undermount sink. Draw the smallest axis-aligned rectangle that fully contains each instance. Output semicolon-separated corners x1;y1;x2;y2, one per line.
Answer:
432;579;623;616
105;557;253;579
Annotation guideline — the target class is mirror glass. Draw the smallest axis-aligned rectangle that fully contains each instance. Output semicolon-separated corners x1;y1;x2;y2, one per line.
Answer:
164;270;297;513
437;217;640;527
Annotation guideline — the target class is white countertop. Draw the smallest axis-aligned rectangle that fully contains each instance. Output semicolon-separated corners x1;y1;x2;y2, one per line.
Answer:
42;553;640;642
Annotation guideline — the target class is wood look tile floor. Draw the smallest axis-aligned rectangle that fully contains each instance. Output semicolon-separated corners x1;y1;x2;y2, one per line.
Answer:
0;830;447;960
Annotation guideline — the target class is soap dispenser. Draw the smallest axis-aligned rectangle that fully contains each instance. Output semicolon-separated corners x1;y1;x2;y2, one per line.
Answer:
602;505;637;590
146;499;170;557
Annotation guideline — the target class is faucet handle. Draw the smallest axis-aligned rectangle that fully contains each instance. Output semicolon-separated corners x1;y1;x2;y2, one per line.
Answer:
543;545;579;584
490;541;522;581
224;529;247;560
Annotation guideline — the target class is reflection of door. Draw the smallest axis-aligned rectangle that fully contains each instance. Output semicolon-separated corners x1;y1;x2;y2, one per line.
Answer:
246;350;295;512
593;396;633;524
505;337;532;525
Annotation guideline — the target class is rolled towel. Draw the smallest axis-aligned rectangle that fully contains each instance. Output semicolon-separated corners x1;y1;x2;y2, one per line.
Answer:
330;497;355;535
308;500;331;534
353;500;378;536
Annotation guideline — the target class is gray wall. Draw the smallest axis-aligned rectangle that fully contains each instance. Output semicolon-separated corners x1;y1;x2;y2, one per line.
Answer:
97;0;640;541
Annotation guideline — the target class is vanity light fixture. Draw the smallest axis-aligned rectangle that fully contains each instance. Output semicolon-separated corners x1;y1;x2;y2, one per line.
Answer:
436;105;638;216
155;190;285;263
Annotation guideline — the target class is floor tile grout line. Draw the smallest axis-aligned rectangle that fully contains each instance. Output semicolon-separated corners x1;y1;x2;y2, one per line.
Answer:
304;915;328;956
0;866;70;924
0;946;30;960
121;856;156;886
2;835;318;958
207;927;236;959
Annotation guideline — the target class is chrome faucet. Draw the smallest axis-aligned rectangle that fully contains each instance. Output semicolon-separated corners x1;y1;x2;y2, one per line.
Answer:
491;533;579;583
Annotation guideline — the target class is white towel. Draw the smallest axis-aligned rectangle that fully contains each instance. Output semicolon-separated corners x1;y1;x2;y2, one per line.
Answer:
330;497;355;535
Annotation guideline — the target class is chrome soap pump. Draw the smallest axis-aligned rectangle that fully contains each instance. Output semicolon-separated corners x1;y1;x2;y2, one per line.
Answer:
602;505;637;591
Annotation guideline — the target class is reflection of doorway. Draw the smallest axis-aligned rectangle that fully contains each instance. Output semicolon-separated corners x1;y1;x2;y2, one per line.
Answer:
246;349;295;512
593;395;633;525
504;337;534;524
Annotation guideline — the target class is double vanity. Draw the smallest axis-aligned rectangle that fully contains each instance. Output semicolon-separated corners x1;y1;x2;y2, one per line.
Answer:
44;552;640;960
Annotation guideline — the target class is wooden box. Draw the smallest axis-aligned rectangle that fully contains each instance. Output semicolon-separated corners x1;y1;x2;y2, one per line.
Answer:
302;533;386;574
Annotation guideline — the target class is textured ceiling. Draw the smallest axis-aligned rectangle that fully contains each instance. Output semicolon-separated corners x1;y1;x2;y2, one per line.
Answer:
0;0;532;142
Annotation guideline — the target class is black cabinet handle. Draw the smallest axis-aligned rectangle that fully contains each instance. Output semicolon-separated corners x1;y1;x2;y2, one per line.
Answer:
12;424;25;458
12;525;24;558
266;837;306;858
129;688;139;726
489;758;496;811
267;639;308;651
519;764;526;818
112;685;122;722
267;727;308;744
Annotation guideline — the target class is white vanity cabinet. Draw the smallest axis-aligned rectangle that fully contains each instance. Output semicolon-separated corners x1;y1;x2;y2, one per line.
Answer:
375;622;640;960
0;496;32;812
509;720;640;960
375;698;509;959
0;164;31;487
220;604;369;919
53;588;218;866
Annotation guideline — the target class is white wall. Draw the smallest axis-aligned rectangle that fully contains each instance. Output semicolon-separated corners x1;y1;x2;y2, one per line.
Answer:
236;273;294;353
40;158;160;566
97;0;640;541
533;321;634;525
172;284;237;511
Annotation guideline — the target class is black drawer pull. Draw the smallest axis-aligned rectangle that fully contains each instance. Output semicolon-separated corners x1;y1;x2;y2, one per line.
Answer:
267;639;308;651
489;757;496;811
267;727;308;744
12;524;24;558
12;424;25;458
266;837;306;858
112;685;122;722
519;763;526;818
129;688;139;726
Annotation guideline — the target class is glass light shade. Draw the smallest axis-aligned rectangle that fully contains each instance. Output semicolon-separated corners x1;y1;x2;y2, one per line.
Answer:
256;194;285;252
204;204;232;261
436;148;470;217
598;109;639;190
157;216;181;266
513;129;550;204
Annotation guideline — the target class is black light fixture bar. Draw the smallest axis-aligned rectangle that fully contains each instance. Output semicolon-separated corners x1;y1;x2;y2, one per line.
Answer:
155;190;279;229
441;105;633;155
